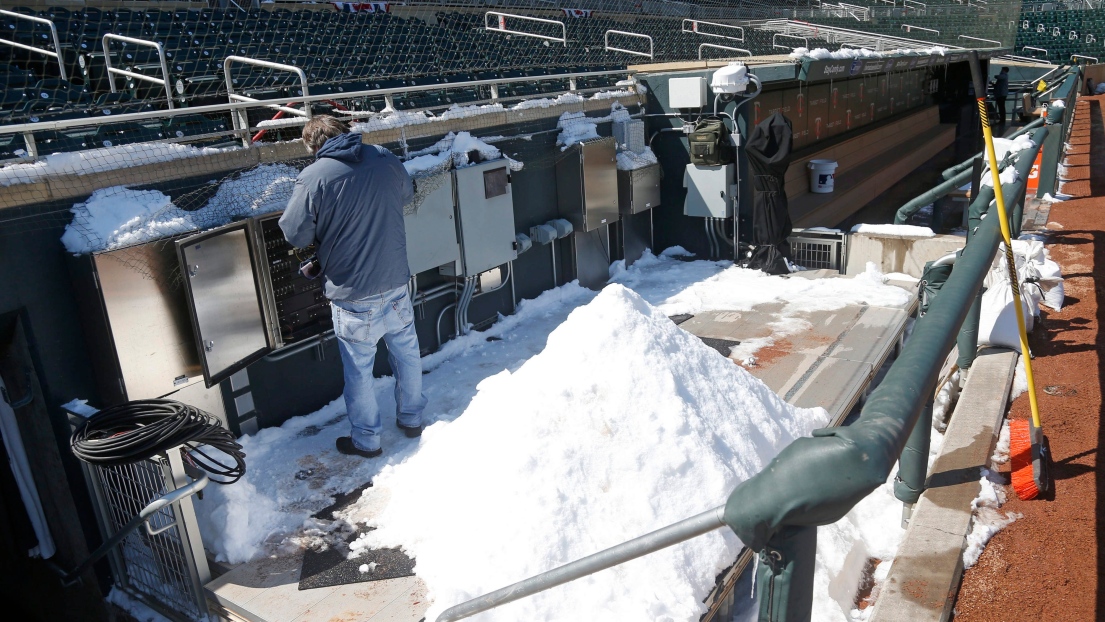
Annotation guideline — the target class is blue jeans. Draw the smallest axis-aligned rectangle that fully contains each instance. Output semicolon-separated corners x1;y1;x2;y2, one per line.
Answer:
331;285;427;452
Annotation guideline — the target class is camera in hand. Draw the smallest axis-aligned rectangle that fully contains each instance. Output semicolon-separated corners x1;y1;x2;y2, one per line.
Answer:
299;256;321;280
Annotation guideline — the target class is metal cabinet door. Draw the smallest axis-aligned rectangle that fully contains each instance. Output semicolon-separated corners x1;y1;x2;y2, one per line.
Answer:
176;221;271;387
455;159;518;276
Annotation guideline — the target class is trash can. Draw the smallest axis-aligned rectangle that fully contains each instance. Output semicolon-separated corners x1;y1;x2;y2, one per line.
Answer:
807;159;838;194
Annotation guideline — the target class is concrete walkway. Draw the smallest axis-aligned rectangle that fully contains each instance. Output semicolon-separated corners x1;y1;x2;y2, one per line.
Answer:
869;348;1018;621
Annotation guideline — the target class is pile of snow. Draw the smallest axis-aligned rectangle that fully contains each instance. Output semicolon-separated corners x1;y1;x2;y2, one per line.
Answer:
403;131;523;177
348;89;640;136
850;224;936;238
962;469;1021;569
616;146;658;171
556;103;633;151
979;134;1037;187
789;46;948;61
60;163;299;254
191;250;915;605
0;141;237;188
357;285;830;621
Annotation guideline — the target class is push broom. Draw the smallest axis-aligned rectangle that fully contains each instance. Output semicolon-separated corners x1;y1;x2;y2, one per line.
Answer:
967;52;1050;500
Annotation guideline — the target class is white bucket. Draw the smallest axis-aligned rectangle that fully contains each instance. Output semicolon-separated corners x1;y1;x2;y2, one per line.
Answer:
808;159;838;194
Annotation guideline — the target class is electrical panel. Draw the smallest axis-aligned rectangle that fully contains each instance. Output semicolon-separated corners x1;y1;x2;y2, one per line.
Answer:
556;137;619;233
404;170;461;275
669;77;707;109
618;164;661;215
453;159;518;276
252;214;332;346
683;163;734;218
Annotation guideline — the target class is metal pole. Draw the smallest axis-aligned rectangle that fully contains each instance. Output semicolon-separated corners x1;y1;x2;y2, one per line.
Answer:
435;507;726;622
893;397;934;510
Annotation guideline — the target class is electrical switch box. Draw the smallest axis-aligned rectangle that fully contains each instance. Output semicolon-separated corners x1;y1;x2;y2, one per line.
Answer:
668;77;707;109
404;171;460;275
454;159;518;276
618;164;661;215
556;136;619;233
613;119;646;153
683;163;734;218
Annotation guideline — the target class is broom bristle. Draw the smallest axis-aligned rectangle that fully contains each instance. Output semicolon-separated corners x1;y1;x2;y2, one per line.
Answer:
1008;418;1039;500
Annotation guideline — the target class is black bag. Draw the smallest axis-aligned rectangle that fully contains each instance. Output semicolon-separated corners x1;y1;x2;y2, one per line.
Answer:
919;259;954;315
688;117;734;166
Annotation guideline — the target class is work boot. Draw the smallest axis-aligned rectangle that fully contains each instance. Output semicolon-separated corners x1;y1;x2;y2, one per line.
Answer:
336;436;382;458
396;421;422;438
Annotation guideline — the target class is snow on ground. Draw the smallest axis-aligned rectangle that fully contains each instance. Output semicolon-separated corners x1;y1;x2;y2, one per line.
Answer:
105;588;173;622
850;224;936;238
193;251;916;618
354;285;829;622
962;469;1021;570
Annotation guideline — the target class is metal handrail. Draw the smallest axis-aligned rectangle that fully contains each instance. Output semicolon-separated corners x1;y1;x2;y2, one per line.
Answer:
484;11;566;46
1022;45;1049;57
1071;54;1099;64
904;0;928;9
0;67;637;162
102;34;174;109
437;507;728;622
0;9;67;81
223;56;311;147
764;19;957;51
959;35;1002;47
996;54;1056;65
682;19;745;42
699;43;753;60
772;33;808;50
604;30;653;59
902;24;940;35
223;56;310;116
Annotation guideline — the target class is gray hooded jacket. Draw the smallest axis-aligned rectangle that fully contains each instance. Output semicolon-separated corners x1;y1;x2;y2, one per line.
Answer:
280;133;414;301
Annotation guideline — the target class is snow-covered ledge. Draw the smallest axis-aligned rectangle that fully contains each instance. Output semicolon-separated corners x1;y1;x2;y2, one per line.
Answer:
844;226;968;278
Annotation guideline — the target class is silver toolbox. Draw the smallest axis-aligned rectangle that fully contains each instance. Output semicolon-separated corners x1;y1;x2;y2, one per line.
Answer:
453;159;518;276
405;170;461;275
556;136;619;232
617;164;661;215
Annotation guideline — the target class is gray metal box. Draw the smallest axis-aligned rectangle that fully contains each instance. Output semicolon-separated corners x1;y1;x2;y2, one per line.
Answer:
618;164;661;215
67;240;204;403
683;163;734;218
404;171;460;275
556;137;620;232
176;221;271;387
454;159;518;276
613;119;646;154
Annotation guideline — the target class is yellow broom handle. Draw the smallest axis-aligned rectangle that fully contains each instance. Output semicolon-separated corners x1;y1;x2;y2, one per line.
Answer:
977;98;1042;429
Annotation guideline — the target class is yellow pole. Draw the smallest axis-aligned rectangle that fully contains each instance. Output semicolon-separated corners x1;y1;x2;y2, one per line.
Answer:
976;99;1043;430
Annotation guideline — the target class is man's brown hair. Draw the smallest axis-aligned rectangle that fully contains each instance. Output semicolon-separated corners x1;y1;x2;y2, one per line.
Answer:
302;115;351;153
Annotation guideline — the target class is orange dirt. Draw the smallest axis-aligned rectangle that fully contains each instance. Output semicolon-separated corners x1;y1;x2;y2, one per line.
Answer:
952;95;1105;620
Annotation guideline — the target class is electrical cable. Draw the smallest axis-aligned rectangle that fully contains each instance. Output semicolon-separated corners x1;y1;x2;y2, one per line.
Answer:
71;399;246;484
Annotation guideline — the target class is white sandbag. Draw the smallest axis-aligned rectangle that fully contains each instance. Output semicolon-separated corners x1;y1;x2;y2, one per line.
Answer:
1042;279;1065;311
1039;258;1062;281
978;281;1035;353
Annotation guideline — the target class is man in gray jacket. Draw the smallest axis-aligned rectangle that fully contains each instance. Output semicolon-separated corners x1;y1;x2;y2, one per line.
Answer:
280;115;426;458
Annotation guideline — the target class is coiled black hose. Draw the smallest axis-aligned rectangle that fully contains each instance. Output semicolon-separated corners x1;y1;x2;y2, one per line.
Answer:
70;399;246;484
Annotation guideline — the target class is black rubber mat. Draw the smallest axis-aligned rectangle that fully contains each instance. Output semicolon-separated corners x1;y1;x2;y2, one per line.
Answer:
311;481;373;522
697;337;740;357
298;528;416;590
668;314;694;325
